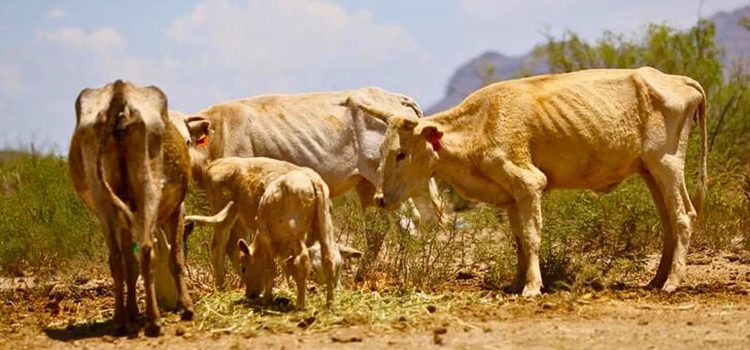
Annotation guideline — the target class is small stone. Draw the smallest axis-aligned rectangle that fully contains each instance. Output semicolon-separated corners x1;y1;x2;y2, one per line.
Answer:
175;326;186;336
433;327;448;335
101;335;115;343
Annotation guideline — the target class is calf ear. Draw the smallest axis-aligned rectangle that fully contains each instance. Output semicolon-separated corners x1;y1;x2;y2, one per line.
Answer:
185;116;211;147
420;126;443;152
338;245;363;259
238;239;251;257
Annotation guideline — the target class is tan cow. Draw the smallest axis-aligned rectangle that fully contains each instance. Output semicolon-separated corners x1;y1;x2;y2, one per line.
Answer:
185;157;336;308
171;87;444;281
364;67;707;296
69;80;193;336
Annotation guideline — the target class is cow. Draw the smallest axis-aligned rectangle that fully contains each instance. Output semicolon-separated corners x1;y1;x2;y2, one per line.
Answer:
171;87;444;282
362;67;707;296
68;80;194;336
184;157;336;309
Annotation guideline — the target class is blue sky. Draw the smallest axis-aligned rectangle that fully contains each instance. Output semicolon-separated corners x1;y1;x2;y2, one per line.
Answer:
1;0;747;151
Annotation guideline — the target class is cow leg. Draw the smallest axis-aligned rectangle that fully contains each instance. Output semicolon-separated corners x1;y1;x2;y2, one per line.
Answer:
105;223;127;334
140;241;161;337
506;205;528;293
640;171;675;289
482;160;546;296
642;155;693;292
164;207;194;320
120;229;139;325
354;180;386;282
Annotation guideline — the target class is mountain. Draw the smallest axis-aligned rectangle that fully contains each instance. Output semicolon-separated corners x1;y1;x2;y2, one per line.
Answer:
427;5;750;114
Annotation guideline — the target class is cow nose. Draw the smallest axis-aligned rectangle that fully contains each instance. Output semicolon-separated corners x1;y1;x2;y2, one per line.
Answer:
374;193;386;208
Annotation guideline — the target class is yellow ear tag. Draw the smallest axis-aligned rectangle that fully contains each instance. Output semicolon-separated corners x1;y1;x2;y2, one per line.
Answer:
196;135;209;147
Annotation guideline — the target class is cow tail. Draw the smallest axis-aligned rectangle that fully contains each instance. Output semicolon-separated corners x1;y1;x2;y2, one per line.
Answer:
690;81;707;218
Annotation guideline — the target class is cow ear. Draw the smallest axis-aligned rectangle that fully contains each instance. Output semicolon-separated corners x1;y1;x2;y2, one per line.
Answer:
238;239;250;257
338;245;363;260
420;126;443;152
185;116;211;147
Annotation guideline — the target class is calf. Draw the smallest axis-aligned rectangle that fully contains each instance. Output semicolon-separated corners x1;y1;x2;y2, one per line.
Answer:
365;67;707;296
186;157;336;308
69;80;193;335
281;242;362;288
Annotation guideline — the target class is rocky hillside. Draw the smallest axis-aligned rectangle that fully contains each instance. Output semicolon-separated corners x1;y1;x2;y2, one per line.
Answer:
427;5;750;114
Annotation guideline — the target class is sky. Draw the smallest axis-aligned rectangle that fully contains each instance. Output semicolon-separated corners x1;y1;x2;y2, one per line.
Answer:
0;0;748;152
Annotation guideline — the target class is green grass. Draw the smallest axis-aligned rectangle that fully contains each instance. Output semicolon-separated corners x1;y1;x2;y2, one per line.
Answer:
1;147;748;294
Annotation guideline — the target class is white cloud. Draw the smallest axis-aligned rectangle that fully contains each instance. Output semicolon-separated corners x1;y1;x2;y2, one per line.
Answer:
46;8;65;20
0;64;25;97
163;0;433;102
36;27;126;55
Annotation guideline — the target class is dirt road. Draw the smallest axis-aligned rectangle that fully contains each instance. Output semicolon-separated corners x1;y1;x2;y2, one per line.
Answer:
1;252;749;349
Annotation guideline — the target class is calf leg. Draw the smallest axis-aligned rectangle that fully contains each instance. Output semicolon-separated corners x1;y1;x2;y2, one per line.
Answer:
292;249;311;310
211;216;237;290
317;237;337;307
164;206;194;320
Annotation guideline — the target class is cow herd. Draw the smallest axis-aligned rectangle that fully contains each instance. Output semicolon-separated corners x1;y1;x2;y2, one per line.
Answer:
68;66;707;336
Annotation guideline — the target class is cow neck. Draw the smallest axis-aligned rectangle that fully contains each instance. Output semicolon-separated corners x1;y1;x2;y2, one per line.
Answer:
424;104;481;186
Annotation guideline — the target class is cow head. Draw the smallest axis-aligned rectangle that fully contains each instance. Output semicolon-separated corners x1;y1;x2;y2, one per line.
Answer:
168;111;214;182
237;239;271;300
375;116;442;210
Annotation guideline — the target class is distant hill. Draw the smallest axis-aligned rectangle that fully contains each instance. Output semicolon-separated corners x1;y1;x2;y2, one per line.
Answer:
427;5;750;114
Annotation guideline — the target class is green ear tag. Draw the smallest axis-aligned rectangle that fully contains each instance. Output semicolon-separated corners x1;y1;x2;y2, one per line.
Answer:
132;243;140;255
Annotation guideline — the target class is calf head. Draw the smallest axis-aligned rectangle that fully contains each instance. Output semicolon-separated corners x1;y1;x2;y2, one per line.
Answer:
237;239;272;300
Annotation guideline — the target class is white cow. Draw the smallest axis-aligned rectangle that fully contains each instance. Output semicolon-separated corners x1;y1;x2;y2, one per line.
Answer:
172;87;443;282
365;67;707;296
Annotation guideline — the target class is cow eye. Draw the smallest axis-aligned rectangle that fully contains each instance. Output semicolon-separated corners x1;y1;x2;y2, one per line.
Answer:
396;151;407;162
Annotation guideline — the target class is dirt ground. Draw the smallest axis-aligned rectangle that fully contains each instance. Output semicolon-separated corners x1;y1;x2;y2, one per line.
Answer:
1;252;749;350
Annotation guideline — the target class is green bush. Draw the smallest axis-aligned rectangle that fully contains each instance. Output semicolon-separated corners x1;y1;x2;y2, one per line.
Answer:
0;153;103;276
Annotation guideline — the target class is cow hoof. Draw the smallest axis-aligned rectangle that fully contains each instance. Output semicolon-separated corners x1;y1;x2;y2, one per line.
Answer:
113;324;128;337
521;286;542;297
144;323;162;337
180;308;194;321
661;282;679;293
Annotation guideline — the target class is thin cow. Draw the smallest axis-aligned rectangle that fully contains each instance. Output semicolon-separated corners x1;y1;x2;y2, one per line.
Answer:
364;67;707;296
69;80;194;336
172;87;443;282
